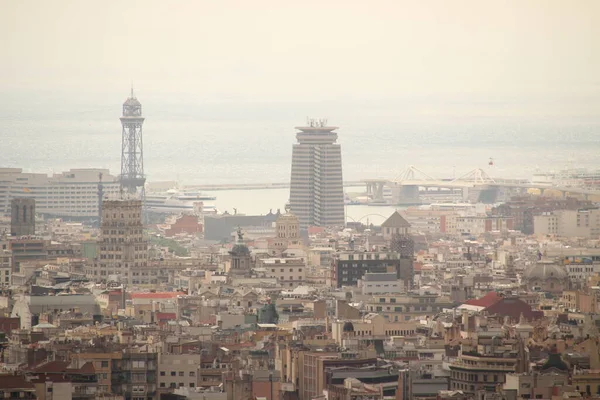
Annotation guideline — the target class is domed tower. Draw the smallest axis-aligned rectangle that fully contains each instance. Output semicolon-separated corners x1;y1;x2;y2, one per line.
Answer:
120;87;146;197
228;228;252;276
523;261;569;294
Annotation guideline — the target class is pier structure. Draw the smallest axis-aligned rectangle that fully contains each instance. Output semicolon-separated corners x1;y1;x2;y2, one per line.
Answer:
182;165;600;204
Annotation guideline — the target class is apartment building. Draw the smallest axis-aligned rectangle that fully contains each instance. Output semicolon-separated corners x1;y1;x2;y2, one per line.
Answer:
331;313;417;344
259;257;307;288
360;272;405;295
9;238;48;272
114;351;158;400
158;353;201;391
534;208;600;238
0;375;36;399
333;251;413;290
298;352;377;400
442;215;514;235
449;334;528;395
365;292;455;322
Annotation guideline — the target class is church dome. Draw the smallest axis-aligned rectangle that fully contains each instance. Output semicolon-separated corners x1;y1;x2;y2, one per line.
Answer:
230;243;251;256
229;227;251;256
524;262;568;281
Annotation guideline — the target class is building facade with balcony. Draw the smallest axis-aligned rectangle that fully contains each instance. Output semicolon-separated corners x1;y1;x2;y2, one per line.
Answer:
449;334;529;396
365;292;455;322
112;351;158;400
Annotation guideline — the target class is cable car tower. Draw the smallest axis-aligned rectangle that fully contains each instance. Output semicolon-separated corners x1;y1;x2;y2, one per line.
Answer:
119;87;146;199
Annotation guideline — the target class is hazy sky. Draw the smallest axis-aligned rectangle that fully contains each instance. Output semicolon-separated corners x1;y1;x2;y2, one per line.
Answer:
1;0;599;114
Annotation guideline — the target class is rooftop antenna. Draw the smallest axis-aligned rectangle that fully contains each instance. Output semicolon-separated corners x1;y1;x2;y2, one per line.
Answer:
130;81;134;98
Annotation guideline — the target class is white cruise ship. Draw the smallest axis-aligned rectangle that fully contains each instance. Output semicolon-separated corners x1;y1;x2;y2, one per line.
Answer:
145;189;217;215
0;168;120;218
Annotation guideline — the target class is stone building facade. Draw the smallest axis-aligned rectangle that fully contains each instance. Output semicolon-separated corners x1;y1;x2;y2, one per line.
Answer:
89;199;149;284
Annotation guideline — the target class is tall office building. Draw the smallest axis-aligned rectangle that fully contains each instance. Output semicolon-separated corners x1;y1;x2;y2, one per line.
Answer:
89;199;148;284
289;119;344;229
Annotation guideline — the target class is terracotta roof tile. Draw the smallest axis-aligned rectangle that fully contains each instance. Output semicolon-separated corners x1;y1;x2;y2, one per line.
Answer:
70;362;95;374
31;361;70;373
130;292;185;299
463;292;502;308
0;375;35;389
156;312;176;320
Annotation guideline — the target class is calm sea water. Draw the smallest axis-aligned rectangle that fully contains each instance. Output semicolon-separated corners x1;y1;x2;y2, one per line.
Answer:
1;93;599;221
205;188;398;225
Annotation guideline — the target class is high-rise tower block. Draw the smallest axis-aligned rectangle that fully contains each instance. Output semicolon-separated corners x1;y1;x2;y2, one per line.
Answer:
289;119;345;229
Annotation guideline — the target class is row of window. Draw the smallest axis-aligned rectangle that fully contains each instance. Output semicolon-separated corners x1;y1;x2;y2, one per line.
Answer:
93;268;152;275
160;371;195;377
365;284;400;288
268;276;304;282
271;268;303;272
160;382;195;388
452;371;500;383
103;229;143;235
100;254;146;260
378;297;435;304
349;329;414;336
97;262;148;268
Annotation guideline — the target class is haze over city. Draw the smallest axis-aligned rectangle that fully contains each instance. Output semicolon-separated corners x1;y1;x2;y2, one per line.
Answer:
1;3;600;400
2;0;600;185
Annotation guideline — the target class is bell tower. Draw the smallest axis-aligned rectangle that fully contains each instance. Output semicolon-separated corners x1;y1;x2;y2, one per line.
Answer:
10;198;35;236
228;228;252;277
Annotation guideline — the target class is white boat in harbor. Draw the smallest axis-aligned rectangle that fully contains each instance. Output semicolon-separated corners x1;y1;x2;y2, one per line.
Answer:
345;193;370;205
145;189;217;214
